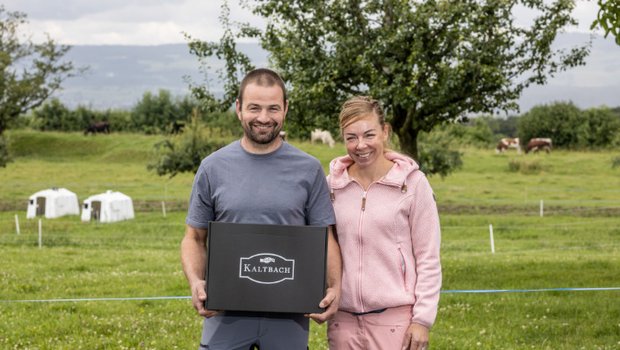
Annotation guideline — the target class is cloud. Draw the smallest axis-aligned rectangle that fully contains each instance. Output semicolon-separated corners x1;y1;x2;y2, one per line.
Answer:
3;0;197;21
26;18;198;45
3;0;261;45
2;0;601;45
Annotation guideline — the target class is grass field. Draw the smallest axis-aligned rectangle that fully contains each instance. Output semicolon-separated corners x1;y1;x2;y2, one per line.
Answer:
1;130;619;349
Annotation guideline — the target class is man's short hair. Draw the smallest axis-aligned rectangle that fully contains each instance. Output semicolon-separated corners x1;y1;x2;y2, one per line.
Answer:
238;68;287;108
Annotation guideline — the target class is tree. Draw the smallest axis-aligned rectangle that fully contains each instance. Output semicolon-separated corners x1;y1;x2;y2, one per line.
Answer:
591;0;620;45
0;6;78;166
578;106;620;148
518;102;620;149
31;98;73;131
131;90;193;134
517;101;583;148
71;105;105;131
243;0;588;164
494;115;520;138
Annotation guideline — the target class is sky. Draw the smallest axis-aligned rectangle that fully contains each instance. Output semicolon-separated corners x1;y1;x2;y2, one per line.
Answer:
4;0;263;45
3;0;603;46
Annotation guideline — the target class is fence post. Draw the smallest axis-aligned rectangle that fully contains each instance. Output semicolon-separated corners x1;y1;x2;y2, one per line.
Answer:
161;201;167;218
489;224;495;254
540;199;544;217
15;214;20;235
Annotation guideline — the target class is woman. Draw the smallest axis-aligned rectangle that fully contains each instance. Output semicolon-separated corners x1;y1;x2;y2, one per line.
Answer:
327;96;442;350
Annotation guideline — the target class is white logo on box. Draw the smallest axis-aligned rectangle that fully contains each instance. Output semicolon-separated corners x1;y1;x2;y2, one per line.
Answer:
239;253;295;284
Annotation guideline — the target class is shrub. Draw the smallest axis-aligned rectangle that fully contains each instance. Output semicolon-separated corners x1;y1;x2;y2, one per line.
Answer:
31;98;77;131
131;90;198;134
71;105;110;131
148;114;229;178
417;130;463;178
201;111;242;138
507;159;545;174
105;109;133;132
8;114;31;129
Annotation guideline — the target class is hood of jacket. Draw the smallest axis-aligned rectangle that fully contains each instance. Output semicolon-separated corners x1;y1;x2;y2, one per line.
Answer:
328;151;420;190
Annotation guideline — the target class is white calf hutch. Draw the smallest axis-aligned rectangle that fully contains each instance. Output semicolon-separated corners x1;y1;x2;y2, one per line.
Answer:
26;188;80;219
81;190;135;223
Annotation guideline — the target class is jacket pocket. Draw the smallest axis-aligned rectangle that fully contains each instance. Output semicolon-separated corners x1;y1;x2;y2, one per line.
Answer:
398;246;409;292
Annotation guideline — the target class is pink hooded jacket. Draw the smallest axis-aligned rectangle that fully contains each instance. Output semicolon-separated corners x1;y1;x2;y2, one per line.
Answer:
327;151;442;328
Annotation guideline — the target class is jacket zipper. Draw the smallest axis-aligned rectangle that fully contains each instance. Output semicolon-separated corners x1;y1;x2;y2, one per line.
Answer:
357;189;367;311
361;191;366;211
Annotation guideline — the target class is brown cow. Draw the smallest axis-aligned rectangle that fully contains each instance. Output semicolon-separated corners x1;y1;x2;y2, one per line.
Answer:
496;137;521;154
84;121;110;135
525;138;552;154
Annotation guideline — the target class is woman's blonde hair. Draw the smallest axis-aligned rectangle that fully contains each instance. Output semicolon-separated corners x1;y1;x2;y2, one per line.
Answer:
338;96;386;131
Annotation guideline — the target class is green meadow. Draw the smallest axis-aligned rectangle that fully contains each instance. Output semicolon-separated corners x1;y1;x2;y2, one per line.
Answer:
1;130;619;349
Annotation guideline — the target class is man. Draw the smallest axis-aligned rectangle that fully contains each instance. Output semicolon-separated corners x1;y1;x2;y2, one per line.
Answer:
181;68;342;350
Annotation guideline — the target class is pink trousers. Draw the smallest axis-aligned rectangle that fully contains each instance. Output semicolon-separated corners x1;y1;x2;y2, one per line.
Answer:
327;305;412;350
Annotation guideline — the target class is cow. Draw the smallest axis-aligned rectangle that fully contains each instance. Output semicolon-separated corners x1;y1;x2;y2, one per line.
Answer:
525;138;552;154
310;129;335;148
169;120;185;134
495;137;521;154
84;121;110;135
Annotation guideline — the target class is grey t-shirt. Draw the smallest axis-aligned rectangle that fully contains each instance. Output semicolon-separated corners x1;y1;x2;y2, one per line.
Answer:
186;140;336;228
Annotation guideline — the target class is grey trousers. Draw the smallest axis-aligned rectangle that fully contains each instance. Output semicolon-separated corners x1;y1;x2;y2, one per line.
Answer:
198;312;309;350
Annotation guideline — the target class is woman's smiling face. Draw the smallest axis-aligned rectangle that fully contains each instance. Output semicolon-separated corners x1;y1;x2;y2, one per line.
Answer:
343;113;389;169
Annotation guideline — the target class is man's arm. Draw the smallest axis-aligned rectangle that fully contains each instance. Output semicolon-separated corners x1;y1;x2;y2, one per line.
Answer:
181;224;218;318
307;225;342;323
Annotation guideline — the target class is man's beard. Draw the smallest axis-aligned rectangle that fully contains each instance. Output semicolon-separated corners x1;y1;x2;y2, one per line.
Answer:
243;120;282;145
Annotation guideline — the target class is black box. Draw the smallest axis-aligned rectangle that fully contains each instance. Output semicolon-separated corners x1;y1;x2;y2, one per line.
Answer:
205;221;328;314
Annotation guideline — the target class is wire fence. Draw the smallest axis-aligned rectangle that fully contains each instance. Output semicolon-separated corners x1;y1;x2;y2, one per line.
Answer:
2;215;620;231
1;203;618;306
3;287;620;304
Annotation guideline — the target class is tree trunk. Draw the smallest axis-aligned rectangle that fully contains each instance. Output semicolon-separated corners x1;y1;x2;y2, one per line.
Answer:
391;107;419;161
396;126;419;162
0;115;6;135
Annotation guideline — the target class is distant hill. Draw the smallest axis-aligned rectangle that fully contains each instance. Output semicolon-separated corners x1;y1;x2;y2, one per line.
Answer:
57;43;268;110
55;33;619;112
